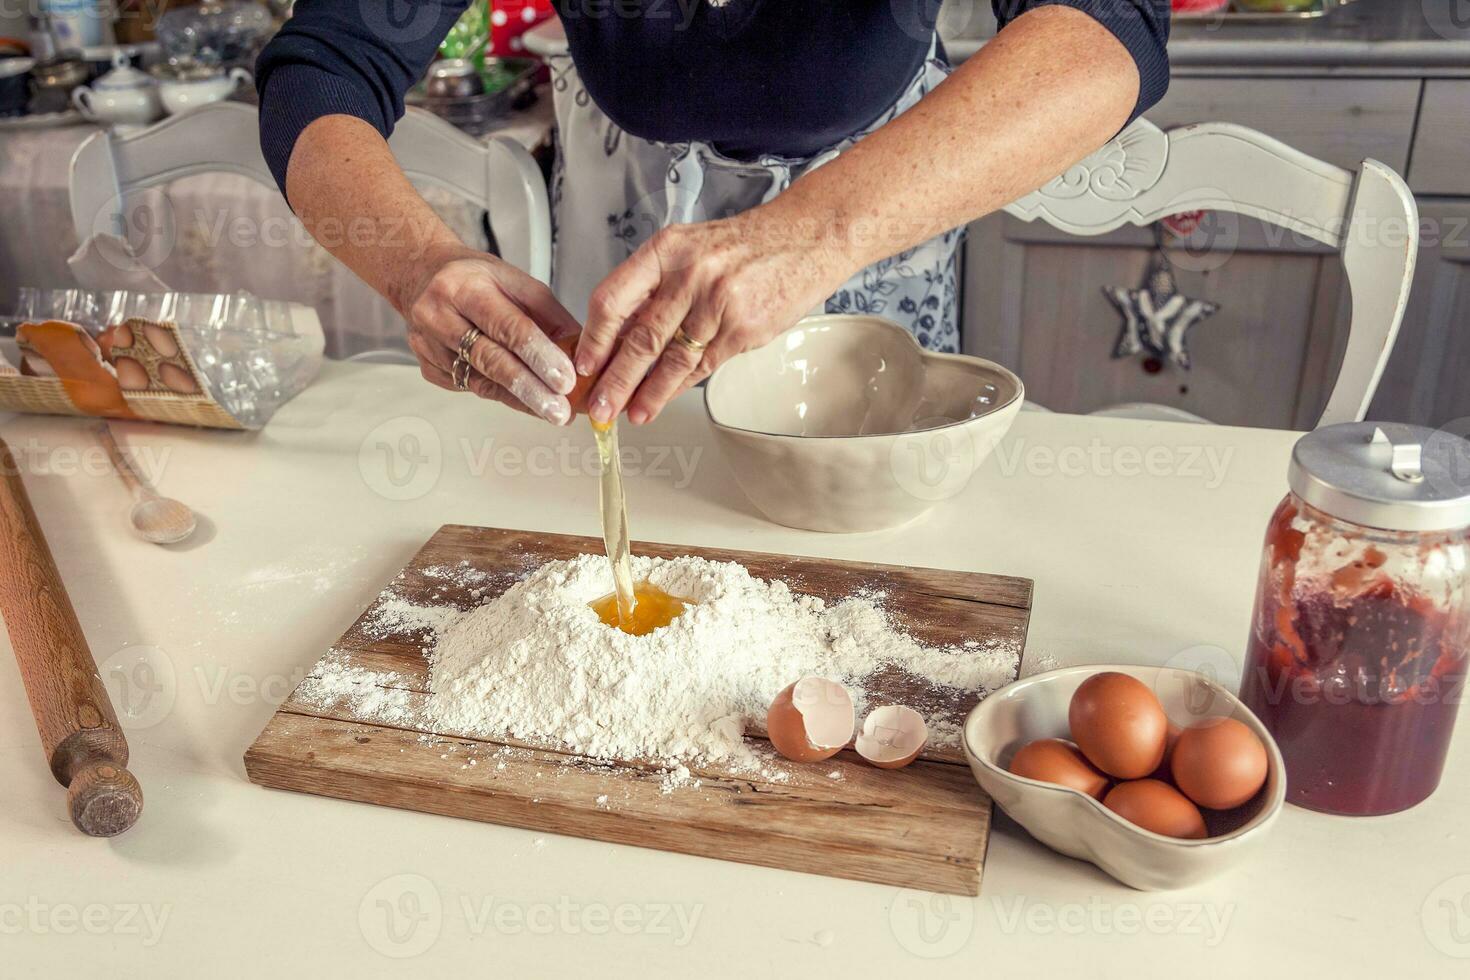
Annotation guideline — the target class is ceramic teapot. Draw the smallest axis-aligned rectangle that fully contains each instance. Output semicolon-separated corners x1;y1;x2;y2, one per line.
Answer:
151;58;251;116
72;51;163;128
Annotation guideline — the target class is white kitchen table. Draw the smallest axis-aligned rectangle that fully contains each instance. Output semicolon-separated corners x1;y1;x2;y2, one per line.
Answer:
2;361;1466;978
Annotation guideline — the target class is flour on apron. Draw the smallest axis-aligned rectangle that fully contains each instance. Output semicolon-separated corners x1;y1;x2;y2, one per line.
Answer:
548;46;961;353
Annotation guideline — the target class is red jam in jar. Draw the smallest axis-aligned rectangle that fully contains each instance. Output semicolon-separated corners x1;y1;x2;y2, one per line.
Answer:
1239;424;1470;816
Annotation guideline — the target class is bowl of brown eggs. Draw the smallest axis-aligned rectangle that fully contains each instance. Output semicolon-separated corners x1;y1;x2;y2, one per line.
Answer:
963;664;1286;890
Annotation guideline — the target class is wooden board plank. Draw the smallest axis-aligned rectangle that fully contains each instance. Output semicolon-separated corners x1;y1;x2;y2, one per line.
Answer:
244;525;1032;895
246;714;992;895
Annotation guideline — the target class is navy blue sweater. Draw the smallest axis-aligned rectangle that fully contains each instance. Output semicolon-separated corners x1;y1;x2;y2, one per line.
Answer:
257;1;1170;198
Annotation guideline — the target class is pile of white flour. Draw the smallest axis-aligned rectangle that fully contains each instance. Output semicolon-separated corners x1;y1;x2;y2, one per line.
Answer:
428;554;1019;779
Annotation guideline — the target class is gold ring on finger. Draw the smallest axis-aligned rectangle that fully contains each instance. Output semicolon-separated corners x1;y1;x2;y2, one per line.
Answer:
452;352;472;391
670;326;708;354
457;326;480;359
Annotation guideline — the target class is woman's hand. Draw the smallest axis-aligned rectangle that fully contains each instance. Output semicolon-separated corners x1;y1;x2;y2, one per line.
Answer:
401;245;582;425
573;203;855;425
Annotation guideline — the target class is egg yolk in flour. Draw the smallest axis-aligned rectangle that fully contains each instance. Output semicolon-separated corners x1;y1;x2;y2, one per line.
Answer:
589;582;690;636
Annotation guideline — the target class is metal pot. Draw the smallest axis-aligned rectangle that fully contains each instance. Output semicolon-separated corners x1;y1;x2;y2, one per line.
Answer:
27;52;87;114
423;58;484;99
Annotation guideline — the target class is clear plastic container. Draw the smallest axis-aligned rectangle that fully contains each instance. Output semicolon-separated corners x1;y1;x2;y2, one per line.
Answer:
1240;423;1470;815
5;287;323;429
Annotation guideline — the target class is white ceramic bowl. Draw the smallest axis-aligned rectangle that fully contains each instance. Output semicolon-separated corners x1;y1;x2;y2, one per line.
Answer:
963;665;1286;891
704;314;1023;532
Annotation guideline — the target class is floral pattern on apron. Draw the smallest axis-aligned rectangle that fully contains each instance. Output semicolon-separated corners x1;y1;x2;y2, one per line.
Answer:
547;44;962;353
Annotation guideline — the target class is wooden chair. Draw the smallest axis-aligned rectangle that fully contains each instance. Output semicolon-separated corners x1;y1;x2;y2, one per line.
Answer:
1003;119;1418;428
67;100;550;311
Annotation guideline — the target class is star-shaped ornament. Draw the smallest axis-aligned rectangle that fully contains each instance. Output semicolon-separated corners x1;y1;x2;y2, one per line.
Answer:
1104;248;1219;371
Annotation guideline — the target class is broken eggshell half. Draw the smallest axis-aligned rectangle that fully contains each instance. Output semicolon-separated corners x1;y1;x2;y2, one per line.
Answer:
856;704;929;769
766;677;855;763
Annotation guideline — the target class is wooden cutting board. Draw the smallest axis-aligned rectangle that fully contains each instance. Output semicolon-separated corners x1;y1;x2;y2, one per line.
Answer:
244;525;1032;895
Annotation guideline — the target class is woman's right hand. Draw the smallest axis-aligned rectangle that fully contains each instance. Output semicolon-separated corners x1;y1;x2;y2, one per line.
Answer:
400;244;582;426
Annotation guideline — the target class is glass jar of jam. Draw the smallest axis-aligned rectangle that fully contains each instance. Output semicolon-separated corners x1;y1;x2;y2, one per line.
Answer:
1240;423;1470;816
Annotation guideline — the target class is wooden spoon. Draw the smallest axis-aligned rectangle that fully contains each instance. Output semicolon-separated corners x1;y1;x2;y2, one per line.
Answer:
94;423;197;545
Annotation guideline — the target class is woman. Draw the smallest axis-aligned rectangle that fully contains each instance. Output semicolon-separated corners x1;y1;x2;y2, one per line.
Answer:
257;1;1168;426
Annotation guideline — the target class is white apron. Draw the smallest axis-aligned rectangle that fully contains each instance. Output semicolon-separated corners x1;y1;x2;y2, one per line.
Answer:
547;45;962;353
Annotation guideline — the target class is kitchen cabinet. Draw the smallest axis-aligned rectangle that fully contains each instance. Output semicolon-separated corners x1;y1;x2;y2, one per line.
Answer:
1145;77;1419;175
962;213;1349;428
961;76;1466;427
1409;82;1470;197
1367;198;1470;426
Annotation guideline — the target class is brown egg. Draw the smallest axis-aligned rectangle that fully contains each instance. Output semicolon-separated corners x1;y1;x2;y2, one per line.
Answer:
158;362;199;394
113;356;150;391
1104;779;1209;839
97;323;124;360
1171;716;1269;810
143;322;179;357
766;677;854;764
1149;722;1184;782
1008;738;1109;800
555;334;594;416
1068;671;1169;779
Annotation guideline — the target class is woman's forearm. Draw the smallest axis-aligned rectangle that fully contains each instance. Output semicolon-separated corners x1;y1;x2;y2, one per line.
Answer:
283;113;580;421
772;5;1144;273
284;114;468;314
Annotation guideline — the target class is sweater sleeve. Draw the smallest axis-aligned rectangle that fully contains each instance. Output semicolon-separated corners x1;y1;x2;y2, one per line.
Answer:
992;1;1170;125
255;0;470;199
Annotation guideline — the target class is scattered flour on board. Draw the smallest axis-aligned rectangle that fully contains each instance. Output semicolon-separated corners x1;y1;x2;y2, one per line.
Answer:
294;649;416;726
359;597;460;641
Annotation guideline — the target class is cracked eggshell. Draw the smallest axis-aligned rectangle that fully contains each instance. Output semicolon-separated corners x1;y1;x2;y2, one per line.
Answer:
766;677;854;763
554;334;594;416
856;704;929;769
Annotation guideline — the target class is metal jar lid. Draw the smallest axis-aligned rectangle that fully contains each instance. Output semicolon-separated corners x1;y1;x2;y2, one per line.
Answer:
1290;422;1470;532
430;58;478;79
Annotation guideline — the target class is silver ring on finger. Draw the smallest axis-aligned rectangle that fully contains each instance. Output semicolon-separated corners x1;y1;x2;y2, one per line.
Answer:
670;326;708;354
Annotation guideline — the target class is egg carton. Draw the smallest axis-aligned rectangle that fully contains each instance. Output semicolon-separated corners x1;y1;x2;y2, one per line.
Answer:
101;318;207;398
1;287;324;429
4;318;243;429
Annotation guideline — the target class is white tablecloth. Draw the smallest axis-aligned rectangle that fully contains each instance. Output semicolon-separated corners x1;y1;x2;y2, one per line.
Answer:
0;93;555;359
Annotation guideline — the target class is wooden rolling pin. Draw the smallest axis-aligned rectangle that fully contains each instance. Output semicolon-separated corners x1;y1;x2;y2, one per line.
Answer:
0;436;142;836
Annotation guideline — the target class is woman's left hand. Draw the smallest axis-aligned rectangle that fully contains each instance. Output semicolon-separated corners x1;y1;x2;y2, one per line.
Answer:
573;203;854;425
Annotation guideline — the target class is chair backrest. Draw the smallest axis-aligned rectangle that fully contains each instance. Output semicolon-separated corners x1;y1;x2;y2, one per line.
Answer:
68;101;550;283
1003;119;1418;429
